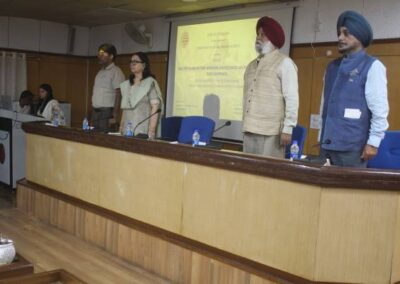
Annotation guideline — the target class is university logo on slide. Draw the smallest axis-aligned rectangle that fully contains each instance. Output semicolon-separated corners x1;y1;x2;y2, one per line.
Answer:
181;31;189;48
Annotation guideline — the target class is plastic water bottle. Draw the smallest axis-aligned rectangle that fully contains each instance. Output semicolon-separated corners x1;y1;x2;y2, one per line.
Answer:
192;129;200;146
52;110;59;127
82;117;89;131
125;121;134;137
290;140;300;160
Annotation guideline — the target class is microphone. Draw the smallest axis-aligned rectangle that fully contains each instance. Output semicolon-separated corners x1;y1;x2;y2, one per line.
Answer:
213;121;231;133
303;139;332;165
88;116;115;132
132;108;162;138
312;139;331;148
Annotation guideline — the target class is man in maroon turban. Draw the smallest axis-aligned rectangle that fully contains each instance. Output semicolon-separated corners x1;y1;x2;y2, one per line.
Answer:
242;16;299;159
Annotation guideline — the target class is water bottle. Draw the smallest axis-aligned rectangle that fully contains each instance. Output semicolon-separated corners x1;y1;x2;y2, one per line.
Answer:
192;129;200;146
82;117;89;131
125;121;134;137
52;110;59;127
290;140;300;160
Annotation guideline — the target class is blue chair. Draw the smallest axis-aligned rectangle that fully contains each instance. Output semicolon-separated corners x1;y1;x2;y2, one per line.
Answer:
161;116;183;141
285;125;307;159
178;116;215;144
368;131;400;169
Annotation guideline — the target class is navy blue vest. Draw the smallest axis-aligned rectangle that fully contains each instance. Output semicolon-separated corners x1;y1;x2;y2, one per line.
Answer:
321;50;376;152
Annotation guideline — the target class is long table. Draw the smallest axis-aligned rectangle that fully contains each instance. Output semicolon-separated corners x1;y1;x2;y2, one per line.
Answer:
19;122;400;284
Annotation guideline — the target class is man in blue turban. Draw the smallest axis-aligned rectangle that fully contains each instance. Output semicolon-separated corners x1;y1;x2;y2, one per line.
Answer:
319;10;389;167
336;10;373;48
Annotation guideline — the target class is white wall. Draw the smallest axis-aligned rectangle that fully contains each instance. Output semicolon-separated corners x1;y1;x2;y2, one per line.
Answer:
1;0;400;56
89;17;169;55
73;26;91;56
8;17;40;51
0;17;9;48
88;0;400;55
292;0;400;44
0;16;90;56
39;21;69;54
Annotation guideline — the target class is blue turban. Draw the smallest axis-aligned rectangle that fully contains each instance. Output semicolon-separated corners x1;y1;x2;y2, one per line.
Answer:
337;10;373;47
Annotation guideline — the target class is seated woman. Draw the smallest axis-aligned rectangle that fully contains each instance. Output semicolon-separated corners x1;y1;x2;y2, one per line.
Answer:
37;83;65;125
13;90;34;114
120;52;163;139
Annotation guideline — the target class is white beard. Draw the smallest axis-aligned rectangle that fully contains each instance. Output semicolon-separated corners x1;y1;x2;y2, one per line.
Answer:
255;41;275;55
255;41;263;53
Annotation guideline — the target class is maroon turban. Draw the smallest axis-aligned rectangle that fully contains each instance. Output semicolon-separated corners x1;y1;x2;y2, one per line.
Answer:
256;16;285;49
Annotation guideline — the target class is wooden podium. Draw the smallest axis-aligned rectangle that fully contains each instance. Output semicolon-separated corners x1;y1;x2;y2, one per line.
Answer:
17;122;400;284
0;109;46;189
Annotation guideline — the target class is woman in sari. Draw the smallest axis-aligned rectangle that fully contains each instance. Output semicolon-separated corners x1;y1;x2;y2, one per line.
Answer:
119;52;163;138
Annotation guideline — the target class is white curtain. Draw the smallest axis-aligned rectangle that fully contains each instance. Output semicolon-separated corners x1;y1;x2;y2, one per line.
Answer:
0;51;27;109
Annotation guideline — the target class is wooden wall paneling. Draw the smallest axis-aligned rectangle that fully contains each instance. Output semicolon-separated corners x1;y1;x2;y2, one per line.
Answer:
16;185;28;213
161;238;190;282
391;195;400;283
38;55;69;102
292;58;313;154
307;57;332;155
33;191;50;222
74;207;86;242
105;219;119;256
87;58;101;118
26;56;40;97
315;188;398;283
378;56;400;130
57;200;76;235
115;54;131;78
149;54;168;102
291;45;340;60
49;197;58;227
0;208;169;284
16;184;283;284
66;58;89;126
116;226;191;283
181;163;321;280
210;260;249;284
115;224;134;263
83;211;107;249
26;184;35;215
190;252;212;284
250;275;280;284
291;44;340;155
368;41;400;57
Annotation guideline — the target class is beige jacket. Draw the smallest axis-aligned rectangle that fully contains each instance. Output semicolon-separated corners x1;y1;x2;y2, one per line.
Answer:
243;49;298;136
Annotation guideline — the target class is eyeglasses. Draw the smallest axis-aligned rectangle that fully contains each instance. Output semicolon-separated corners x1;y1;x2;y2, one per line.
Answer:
98;50;107;56
129;60;143;64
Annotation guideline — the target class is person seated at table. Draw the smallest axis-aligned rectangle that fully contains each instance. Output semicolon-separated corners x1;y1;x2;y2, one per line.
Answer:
119;52;163;139
13;90;34;114
37;83;65;125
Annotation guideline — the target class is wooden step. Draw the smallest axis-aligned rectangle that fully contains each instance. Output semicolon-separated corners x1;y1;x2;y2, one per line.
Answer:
0;208;170;284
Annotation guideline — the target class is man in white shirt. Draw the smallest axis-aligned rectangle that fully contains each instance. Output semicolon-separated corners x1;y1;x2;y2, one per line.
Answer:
243;16;299;158
91;43;125;132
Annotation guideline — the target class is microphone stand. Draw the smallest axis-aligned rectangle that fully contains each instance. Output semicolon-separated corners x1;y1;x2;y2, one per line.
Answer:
213;121;231;133
132;109;162;138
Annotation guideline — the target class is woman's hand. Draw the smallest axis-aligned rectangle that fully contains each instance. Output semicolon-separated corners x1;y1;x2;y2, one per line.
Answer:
148;130;156;140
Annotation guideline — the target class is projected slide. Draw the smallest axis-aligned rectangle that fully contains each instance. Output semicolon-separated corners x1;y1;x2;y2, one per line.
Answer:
173;18;258;121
